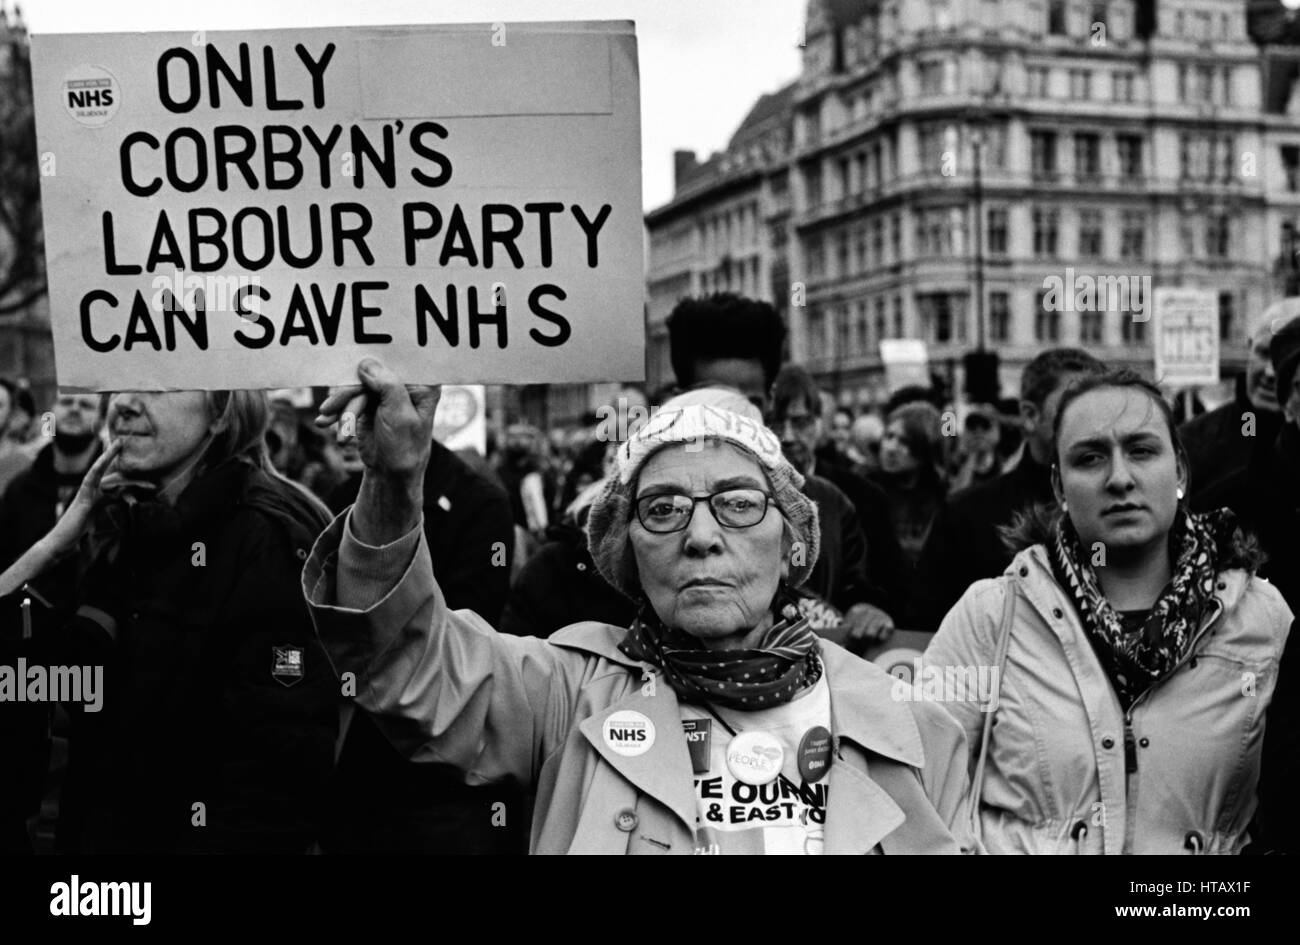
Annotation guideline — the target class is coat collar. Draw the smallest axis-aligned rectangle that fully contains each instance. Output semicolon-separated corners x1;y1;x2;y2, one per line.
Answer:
553;624;925;767
1009;543;1251;623
558;622;926;848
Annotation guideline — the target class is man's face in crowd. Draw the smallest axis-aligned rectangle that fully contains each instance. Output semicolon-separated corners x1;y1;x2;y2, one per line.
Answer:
770;395;819;476
53;392;103;440
963;412;999;454
1246;321;1279;412
691;357;769;412
831;411;852;450
1024;371;1091;463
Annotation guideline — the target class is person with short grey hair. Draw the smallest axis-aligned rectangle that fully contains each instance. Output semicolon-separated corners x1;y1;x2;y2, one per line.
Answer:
307;358;974;854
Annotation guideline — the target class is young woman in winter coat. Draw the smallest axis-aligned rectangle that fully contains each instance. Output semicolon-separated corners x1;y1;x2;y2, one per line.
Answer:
925;370;1292;854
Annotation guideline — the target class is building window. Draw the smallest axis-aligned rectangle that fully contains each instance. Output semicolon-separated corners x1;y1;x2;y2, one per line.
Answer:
871;217;884;263
919;59;947;95
987;207;1008;255
1121;310;1147;343
1032;206;1059;257
1027;66;1049;98
1048;0;1067;35
806;166;823;208
1179;134;1197;180
1113;72;1134;103
1120;210;1146;260
856;226;869;271
1180;215;1198;259
1035;291;1061;341
890;213;901;261
874;298;887;344
836;304;852;353
1117;134;1143;181
1205;214;1230;259
1090;3;1107;32
917;123;943;172
1195;12;1212;42
893;294;904;338
807;235;826;278
1078;209;1104;258
1284;146;1300;192
1031;130;1058;180
1219;291;1236;342
837;231;852;275
1081;311;1103;344
1070;69;1092;100
1196;65;1214;103
918;293;964;343
978;123;1008;170
807;307;825;360
915;207;963;257
838;156;852;199
1074;133;1101;181
989;291;1010;342
1214;134;1234;183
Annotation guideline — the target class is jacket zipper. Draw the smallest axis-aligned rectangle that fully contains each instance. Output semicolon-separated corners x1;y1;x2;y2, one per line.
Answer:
1119;597;1224;852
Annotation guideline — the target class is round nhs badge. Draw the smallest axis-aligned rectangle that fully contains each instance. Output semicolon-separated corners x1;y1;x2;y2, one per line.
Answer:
602;710;656;757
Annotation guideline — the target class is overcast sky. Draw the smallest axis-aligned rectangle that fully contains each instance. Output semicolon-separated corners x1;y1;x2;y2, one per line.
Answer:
18;0;805;211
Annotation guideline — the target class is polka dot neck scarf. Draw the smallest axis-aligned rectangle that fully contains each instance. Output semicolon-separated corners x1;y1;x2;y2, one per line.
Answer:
619;594;822;711
1049;507;1231;710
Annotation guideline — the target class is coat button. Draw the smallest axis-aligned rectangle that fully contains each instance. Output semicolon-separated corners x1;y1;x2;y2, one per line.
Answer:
1101;736;1115;749
577;563;587;572
1139;737;1150;748
1216;581;1226;591
615;809;638;832
1052;607;1064;619
1019;566;1028;577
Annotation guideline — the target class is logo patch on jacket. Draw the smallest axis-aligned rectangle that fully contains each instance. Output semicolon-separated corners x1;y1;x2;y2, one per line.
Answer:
271;645;305;686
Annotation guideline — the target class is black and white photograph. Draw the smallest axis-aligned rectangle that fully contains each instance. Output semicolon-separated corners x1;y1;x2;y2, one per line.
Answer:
0;0;1296;924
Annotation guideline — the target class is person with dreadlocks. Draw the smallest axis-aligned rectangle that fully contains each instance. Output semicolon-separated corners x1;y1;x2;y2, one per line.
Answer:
306;358;973;854
0;388;337;853
925;370;1292;854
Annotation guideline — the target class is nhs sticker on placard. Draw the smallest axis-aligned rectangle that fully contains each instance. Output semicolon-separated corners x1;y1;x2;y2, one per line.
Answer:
62;65;121;127
603;710;655;757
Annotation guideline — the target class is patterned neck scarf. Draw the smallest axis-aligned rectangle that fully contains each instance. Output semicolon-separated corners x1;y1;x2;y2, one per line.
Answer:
619;592;822;711
1049;507;1235;709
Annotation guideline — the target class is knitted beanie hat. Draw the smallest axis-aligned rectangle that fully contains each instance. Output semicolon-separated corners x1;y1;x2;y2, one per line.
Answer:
586;391;820;600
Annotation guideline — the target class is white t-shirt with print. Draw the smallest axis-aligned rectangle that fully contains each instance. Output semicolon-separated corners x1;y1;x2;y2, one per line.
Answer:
682;673;832;855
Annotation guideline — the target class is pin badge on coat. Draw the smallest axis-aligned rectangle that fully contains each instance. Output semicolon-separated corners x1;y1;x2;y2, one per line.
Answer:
272;645;305;687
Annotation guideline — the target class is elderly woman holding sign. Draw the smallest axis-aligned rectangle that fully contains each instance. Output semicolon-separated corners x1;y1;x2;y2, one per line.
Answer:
306;359;973;854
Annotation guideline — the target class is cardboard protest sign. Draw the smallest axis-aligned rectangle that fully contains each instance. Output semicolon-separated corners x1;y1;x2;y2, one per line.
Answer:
879;338;929;391
1153;288;1219;387
31;21;644;390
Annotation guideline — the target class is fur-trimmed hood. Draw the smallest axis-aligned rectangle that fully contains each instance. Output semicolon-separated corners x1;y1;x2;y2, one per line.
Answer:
999;501;1266;573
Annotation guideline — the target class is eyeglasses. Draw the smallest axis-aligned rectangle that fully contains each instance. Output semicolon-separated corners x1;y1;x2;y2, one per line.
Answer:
634;488;773;534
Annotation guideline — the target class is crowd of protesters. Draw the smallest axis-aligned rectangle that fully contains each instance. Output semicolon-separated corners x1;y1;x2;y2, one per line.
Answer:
0;290;1297;854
